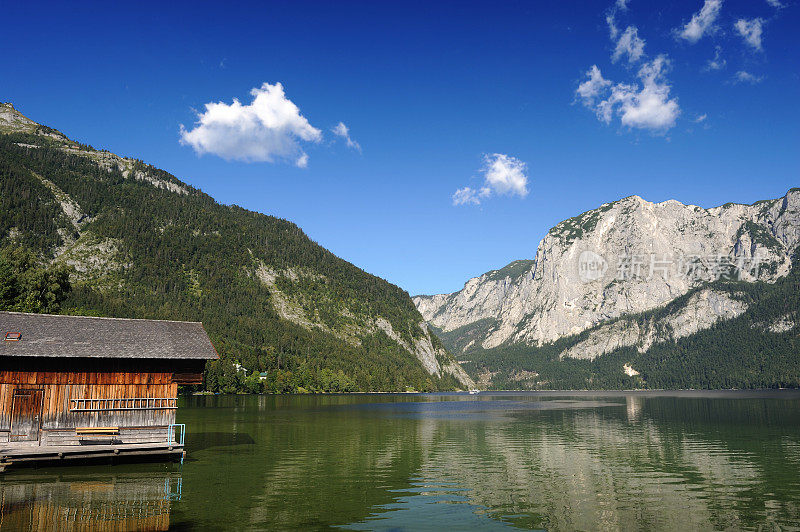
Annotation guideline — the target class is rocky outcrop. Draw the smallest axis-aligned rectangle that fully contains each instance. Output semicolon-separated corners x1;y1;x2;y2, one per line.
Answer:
256;264;475;389
56;232;129;282
415;190;800;354
559;289;747;360
1;103;190;195
0;103;37;133
375;318;476;388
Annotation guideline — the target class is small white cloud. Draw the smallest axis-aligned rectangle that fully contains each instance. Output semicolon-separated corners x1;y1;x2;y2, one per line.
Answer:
734;18;764;51
616;57;680;130
606;8;644;64
705;46;726;70
331;121;361;152
676;0;722;44
452;154;529;206
766;0;783;7
180;82;321;167
576;65;612;105
452;186;488;206
612;26;646;63
483;154;529;197
577;56;680;132
606;13;620;40
694;114;707;123
616;0;630;10
734;71;763;84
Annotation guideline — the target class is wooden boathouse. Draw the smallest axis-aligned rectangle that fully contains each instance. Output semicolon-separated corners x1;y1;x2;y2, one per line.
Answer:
0;311;217;470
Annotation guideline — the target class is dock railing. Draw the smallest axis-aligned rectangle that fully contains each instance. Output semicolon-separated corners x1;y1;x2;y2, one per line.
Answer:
167;424;186;464
167;424;185;447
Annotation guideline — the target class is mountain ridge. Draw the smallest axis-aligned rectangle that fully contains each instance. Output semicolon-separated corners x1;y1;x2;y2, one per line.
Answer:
415;188;799;389
0;102;474;392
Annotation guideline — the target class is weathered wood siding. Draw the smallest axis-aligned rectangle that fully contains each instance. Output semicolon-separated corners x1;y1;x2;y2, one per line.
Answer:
0;383;178;445
0;357;202;445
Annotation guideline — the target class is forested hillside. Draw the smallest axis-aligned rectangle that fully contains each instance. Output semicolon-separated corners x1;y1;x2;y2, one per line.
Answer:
0;104;469;393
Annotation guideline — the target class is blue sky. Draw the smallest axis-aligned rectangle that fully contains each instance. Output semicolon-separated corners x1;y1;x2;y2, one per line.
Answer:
3;0;798;295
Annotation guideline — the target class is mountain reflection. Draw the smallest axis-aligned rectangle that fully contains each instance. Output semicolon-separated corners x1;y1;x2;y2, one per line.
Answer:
5;394;798;530
400;395;800;530
288;394;799;531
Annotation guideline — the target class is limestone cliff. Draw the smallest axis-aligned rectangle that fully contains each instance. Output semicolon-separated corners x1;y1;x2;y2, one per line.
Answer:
415;190;800;363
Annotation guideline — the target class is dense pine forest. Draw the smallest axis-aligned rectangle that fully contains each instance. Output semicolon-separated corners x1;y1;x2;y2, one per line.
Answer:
0;129;461;393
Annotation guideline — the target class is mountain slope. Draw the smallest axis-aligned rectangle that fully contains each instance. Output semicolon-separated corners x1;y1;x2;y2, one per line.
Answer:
415;190;800;389
0;102;473;392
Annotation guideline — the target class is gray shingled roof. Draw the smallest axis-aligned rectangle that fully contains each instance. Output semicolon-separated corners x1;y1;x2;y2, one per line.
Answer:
0;311;218;360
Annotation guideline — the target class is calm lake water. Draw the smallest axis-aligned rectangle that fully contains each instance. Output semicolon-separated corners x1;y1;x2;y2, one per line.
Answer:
2;391;800;531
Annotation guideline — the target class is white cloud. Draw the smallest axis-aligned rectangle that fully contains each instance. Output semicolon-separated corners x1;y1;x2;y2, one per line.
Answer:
483;154;529;197
606;13;620;40
331;121;361;152
616;0;630;10
766;0;783;7
694;114;707;123
734;71;763;84
705;45;726;70
606;9;644;64
734;18;764;51
452;154;529;206
612;26;646;63
577;56;680;132
452;186;489;206
180;82;321;167
616;57;680;130
576;65;612;105
676;0;722;43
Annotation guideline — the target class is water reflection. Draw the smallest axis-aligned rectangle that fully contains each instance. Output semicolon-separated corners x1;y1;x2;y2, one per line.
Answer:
0;469;182;531
4;393;800;531
625;394;643;421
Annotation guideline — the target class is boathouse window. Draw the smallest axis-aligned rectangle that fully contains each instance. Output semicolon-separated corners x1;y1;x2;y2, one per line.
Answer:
4;332;21;341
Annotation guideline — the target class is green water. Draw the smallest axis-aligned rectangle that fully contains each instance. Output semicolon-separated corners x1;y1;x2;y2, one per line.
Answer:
3;391;800;531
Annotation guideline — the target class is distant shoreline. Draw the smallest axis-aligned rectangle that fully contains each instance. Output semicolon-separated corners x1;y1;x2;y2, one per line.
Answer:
192;388;800;397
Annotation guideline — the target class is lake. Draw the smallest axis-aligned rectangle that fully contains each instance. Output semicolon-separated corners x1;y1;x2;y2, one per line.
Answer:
2;391;800;530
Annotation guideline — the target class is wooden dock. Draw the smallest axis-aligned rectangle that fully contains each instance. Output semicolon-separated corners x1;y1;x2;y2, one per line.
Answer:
0;442;184;473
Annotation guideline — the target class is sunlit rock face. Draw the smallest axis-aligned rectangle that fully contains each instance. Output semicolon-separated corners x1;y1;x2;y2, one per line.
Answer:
415;190;800;354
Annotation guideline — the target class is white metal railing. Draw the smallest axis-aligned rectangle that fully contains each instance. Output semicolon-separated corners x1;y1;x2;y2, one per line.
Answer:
69;397;178;412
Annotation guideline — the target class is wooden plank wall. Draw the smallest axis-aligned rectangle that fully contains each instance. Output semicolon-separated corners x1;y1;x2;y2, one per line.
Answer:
0;357;201;445
41;383;179;427
1;381;179;445
0;370;174;385
0;383;11;443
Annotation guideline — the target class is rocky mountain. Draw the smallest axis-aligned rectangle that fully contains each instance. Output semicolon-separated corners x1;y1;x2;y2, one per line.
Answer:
0;102;473;392
415;190;800;389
